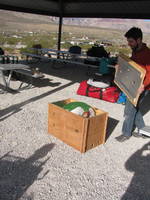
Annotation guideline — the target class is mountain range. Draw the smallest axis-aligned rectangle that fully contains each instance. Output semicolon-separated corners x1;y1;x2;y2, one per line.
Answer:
1;10;150;33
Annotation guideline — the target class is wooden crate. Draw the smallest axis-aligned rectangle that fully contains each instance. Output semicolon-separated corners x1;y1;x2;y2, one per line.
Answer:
48;98;108;153
114;54;146;106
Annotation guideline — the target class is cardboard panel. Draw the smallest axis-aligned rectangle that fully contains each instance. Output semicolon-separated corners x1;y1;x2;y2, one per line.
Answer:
114;54;146;106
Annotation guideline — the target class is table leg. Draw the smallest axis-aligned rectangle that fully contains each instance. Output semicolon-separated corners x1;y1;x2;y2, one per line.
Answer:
0;70;8;88
0;70;17;93
7;70;13;87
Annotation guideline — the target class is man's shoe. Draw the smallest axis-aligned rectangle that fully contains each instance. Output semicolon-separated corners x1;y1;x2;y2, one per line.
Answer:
132;132;143;138
115;135;130;142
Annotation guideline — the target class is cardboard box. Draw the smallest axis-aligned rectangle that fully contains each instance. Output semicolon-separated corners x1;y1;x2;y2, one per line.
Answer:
48;98;108;153
114;54;146;106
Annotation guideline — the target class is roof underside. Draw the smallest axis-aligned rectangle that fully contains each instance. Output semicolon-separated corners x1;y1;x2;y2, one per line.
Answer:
0;0;150;19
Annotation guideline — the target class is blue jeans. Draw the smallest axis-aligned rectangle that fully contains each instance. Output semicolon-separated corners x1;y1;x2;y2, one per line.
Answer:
122;91;149;137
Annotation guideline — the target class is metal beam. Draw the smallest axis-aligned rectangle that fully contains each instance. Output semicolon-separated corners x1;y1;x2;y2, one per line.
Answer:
0;2;150;19
0;4;58;17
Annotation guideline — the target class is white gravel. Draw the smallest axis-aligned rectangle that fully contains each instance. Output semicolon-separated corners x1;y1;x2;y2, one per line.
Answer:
0;61;150;200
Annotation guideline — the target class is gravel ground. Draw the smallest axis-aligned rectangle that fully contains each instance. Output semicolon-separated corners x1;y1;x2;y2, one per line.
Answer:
0;61;150;200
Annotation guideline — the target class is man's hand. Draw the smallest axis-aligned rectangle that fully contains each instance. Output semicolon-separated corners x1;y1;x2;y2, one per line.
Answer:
138;84;145;95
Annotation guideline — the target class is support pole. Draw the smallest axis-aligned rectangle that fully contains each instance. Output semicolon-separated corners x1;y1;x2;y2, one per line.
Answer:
57;16;63;52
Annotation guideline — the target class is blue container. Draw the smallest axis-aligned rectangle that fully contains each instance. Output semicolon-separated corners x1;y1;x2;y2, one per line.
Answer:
117;92;127;104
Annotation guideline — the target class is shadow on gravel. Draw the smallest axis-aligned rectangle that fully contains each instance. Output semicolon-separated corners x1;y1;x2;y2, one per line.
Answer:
121;142;150;200
106;117;119;141
0;143;55;200
15;77;61;89
33;78;61;88
0;81;75;122
30;61;88;82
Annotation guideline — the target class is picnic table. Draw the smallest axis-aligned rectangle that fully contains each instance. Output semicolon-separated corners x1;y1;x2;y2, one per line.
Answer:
22;48;115;74
22;48;99;66
0;63;29;91
0;62;45;92
29;48;88;59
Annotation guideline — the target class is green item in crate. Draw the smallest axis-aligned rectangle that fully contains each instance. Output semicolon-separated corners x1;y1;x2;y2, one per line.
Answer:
63;102;96;118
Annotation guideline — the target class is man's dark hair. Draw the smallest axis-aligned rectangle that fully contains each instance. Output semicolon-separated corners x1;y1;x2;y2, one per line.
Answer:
124;27;143;40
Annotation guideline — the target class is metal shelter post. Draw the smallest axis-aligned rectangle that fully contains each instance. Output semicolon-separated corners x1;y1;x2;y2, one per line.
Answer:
57;0;63;59
57;16;63;52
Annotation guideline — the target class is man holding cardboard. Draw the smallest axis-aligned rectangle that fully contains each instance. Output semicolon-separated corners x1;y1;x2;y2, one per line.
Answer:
116;27;150;142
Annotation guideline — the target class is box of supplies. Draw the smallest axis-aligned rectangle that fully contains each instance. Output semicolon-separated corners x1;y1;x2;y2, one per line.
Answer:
48;98;108;153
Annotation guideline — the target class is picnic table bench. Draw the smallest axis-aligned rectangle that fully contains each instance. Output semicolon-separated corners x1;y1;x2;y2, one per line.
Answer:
0;63;29;92
22;51;99;68
22;49;115;75
14;68;44;90
22;52;50;62
0;63;44;92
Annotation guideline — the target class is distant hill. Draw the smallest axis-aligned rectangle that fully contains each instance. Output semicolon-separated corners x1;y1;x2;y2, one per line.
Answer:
62;18;150;33
1;10;150;33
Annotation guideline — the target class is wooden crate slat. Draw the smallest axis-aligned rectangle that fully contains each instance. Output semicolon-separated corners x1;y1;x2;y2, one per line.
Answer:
86;113;108;151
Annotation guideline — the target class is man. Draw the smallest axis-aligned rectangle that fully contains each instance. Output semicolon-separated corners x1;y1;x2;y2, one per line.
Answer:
116;27;150;142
